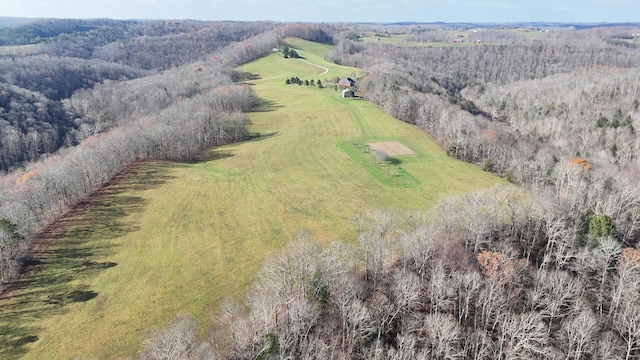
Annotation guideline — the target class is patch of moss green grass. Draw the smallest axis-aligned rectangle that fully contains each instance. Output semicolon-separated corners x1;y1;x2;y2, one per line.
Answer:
0;37;505;359
338;140;421;188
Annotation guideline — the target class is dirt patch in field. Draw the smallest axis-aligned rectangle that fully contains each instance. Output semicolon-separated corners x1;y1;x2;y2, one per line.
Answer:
367;141;415;156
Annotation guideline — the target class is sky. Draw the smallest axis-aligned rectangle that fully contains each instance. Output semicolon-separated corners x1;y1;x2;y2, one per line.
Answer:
2;0;639;23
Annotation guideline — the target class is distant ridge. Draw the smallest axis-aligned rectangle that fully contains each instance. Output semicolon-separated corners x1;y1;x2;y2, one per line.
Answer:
0;17;43;28
362;21;640;29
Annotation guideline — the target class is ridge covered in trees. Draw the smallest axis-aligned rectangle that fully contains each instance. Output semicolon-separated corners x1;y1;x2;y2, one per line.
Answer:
0;19;336;173
0;19;283;173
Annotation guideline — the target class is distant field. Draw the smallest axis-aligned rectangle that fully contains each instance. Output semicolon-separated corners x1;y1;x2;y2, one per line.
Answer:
360;32;449;46
359;29;543;46
359;31;480;47
360;32;414;44
0;37;504;359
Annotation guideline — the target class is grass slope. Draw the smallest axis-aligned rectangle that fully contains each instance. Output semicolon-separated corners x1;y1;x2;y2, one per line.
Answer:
0;37;504;359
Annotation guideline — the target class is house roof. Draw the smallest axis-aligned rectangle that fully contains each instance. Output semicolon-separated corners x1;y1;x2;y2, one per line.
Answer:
338;78;355;86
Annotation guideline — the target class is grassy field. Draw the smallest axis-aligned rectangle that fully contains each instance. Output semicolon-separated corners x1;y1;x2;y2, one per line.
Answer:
360;32;458;46
359;29;545;46
0;37;504;359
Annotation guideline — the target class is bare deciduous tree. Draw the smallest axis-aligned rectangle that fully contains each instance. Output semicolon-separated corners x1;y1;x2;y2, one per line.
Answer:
559;311;600;360
140;314;198;360
498;312;549;360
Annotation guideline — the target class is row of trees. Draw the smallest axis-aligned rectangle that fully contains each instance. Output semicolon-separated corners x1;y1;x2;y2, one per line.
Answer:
285;77;323;87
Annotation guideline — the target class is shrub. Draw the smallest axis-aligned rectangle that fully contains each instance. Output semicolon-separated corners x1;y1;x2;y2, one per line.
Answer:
588;213;617;239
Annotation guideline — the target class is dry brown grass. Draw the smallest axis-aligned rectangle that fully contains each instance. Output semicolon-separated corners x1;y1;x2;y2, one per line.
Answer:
367;141;415;156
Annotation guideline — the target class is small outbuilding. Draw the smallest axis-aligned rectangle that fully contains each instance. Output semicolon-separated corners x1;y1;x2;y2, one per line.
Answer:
342;89;355;98
338;77;355;88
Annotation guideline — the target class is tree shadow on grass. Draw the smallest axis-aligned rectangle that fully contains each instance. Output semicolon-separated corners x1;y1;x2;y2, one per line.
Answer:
197;150;236;163
232;71;261;82
248;99;284;113
0;161;179;359
245;132;279;143
195;134;277;164
387;157;401;165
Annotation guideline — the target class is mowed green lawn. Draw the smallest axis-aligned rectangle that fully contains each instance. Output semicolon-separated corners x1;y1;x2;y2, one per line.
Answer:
0;38;504;359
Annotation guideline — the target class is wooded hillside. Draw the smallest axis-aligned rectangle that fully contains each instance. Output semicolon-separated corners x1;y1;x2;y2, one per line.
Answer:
0;19;284;173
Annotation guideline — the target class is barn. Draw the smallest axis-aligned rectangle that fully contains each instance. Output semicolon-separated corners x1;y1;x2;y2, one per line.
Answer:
342;89;355;98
